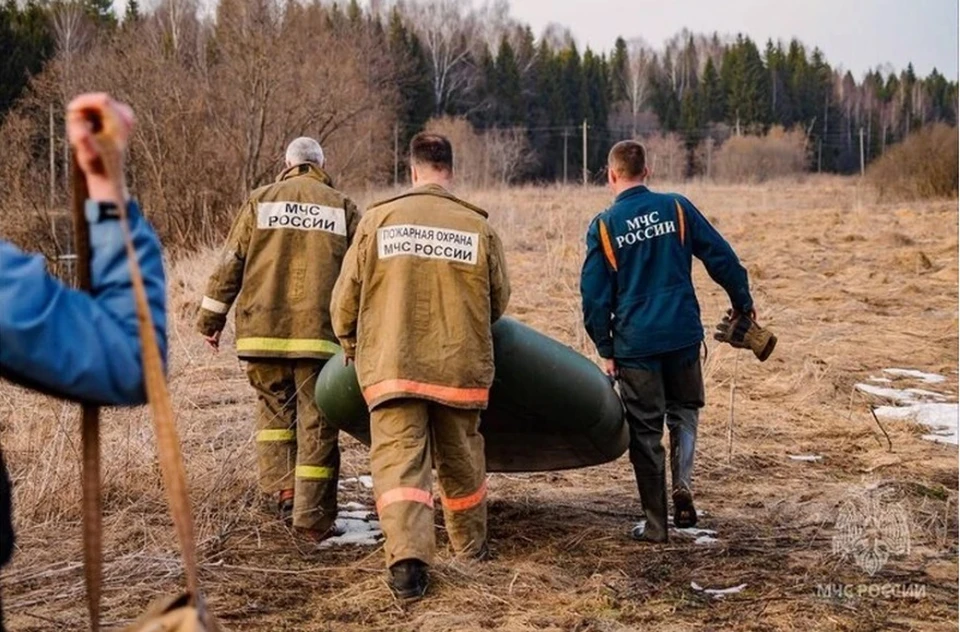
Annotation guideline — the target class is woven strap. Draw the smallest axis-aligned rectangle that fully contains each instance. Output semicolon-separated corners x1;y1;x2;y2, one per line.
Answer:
73;117;201;631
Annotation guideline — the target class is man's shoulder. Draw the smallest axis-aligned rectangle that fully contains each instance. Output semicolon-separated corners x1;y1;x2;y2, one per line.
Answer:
254;175;347;206
369;188;489;224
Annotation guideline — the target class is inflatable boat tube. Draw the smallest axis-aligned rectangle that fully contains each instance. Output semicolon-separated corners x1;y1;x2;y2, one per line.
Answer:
315;317;627;472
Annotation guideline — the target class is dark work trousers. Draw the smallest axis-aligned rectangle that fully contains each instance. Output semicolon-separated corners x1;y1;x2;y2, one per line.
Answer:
618;345;705;507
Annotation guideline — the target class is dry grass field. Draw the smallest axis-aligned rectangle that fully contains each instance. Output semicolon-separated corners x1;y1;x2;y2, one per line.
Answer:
1;177;957;631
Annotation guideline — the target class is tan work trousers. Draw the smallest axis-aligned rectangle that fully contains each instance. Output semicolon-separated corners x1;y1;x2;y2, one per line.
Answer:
247;359;339;532
370;399;487;568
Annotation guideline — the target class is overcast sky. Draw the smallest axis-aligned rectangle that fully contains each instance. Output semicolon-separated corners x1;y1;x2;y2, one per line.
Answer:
510;0;958;79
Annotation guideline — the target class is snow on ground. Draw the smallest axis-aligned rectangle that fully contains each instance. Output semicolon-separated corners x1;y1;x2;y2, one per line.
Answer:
632;521;718;546
874;404;959;445
338;475;375;490
856;369;958;446
319;508;383;548
690;582;748;598
788;454;823;462
883;368;947;384
855;383;948;404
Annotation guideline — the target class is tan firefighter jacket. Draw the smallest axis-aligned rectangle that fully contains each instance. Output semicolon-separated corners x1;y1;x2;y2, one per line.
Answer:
331;183;510;410
197;163;360;359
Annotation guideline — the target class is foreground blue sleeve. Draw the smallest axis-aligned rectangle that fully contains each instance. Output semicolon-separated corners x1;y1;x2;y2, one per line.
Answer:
682;198;753;313
0;202;167;406
580;216;616;359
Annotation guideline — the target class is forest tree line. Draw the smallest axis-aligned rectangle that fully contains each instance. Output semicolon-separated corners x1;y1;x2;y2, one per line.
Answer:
1;0;957;250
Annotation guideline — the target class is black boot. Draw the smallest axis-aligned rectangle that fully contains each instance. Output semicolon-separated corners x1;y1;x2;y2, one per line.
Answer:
389;559;429;600
631;475;669;543
667;406;698;529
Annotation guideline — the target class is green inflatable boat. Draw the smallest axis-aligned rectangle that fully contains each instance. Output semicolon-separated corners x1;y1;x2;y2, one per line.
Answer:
315;317;627;472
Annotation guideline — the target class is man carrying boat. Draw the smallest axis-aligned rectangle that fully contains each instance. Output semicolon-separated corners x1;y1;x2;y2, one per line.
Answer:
331;132;510;600
580;140;757;543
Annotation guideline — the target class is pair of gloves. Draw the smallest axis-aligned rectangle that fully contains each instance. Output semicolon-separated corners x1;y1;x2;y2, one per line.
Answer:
713;310;777;362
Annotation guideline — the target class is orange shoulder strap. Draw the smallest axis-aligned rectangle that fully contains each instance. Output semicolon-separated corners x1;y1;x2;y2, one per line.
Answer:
597;219;618;271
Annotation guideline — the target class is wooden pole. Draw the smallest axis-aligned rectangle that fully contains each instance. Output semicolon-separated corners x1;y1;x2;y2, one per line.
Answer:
582;119;588;186
563;128;569;185
860;127;866;178
393;123;399;187
49;104;56;207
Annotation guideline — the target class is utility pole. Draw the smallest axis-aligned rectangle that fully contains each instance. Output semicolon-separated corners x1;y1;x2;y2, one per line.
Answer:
563;127;569;185
49;104;55;207
706;139;713;180
393;123;399;187
582;119;588;186
858;127;865;177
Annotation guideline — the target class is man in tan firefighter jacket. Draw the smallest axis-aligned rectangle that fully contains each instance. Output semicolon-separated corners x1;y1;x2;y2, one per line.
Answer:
197;137;360;539
331;133;510;600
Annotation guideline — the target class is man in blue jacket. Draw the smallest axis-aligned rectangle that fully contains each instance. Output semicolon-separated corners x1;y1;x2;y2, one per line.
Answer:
0;94;166;607
580;140;754;543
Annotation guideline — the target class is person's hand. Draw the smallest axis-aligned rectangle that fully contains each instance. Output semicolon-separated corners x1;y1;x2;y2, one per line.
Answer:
603;358;617;379
204;331;221;352
66;92;134;203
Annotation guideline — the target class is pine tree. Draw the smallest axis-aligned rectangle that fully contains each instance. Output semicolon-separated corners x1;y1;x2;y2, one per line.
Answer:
494;35;523;126
765;39;792;126
699;57;724;123
124;0;140;24
0;0;54;119
610;36;628;103
83;0;115;26
346;0;361;25
388;8;434;146
650;52;680;130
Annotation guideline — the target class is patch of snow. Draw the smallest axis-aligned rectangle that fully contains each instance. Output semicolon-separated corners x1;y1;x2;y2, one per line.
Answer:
855;383;947;404
675;527;717;538
342;501;366;511
874;403;958;446
788;454;823;462
318;515;383;548
882;368;946;384
634;521;718;540
338;476;375;490
339;510;376;520
691;582;748;598
905;388;949;401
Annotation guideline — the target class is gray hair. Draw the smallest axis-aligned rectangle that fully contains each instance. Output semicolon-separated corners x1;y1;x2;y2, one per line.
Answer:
285;137;325;167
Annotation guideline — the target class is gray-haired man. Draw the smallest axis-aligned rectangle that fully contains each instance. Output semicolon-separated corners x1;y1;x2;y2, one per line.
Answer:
197;137;360;540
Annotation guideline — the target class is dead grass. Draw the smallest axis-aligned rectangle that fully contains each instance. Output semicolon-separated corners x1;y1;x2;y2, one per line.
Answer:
1;178;957;631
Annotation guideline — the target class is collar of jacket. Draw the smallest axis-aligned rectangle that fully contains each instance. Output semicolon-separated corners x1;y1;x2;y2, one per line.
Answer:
369;183;489;218
276;163;333;186
614;184;650;203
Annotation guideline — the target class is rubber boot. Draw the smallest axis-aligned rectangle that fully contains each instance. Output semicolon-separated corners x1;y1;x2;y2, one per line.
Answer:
278;489;295;525
667;407;698;528
389;558;429;600
631;475;669;543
